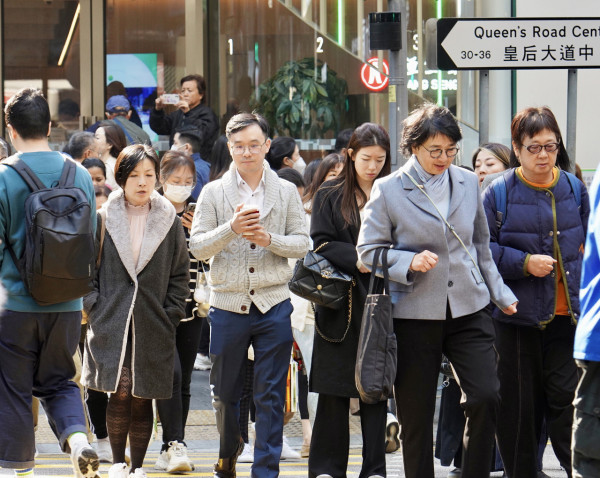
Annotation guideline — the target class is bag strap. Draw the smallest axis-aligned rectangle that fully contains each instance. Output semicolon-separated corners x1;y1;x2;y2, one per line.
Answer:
3;154;46;191
96;209;107;269
403;171;484;283
58;158;77;188
367;247;389;295
492;174;508;230
563;170;582;209
313;280;354;344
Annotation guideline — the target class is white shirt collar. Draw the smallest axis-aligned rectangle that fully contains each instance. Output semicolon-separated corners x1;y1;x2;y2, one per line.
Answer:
235;168;266;191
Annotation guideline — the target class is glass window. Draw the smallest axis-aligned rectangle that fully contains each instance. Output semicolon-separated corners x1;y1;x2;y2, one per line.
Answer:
3;0;81;151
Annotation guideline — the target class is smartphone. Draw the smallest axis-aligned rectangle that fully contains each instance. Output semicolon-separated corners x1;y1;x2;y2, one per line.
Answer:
162;93;180;105
185;202;196;214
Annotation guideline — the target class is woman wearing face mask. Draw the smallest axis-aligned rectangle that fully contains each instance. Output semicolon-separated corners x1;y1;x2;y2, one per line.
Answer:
153;150;201;473
266;136;306;174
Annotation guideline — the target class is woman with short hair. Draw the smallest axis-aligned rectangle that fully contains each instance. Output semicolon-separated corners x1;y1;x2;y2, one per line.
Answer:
357;104;517;478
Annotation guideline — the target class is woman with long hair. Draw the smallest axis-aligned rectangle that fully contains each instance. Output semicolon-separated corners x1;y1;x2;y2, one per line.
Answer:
95;121;127;190
308;123;391;478
472;142;511;188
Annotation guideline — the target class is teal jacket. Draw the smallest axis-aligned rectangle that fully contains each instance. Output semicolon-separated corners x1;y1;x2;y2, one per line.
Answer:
0;152;96;312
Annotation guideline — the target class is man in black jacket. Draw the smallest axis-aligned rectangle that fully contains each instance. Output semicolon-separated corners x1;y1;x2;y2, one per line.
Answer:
150;74;219;160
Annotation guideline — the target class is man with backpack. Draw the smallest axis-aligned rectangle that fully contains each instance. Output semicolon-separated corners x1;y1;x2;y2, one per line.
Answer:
0;88;99;478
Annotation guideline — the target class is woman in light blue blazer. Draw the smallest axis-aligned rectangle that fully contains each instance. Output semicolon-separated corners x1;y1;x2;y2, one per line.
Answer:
356;104;517;478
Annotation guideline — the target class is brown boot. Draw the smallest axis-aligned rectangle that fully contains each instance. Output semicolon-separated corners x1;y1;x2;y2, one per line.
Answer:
213;439;244;478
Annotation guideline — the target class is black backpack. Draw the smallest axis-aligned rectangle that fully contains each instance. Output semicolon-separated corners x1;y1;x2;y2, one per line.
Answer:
5;155;95;305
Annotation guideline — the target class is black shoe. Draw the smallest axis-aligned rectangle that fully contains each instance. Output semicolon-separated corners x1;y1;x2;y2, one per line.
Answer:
214;440;244;478
447;468;461;478
537;472;550;478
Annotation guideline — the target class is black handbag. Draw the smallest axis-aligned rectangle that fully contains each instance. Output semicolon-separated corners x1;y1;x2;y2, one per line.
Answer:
289;242;353;310
355;247;397;404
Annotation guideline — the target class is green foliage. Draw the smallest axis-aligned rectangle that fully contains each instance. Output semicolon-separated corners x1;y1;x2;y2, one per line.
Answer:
250;57;347;138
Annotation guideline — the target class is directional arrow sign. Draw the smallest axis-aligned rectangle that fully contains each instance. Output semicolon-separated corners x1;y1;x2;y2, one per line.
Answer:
437;18;600;70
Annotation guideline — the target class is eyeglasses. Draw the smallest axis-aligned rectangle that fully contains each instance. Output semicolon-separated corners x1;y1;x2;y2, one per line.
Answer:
230;141;266;156
421;145;460;159
523;142;560;154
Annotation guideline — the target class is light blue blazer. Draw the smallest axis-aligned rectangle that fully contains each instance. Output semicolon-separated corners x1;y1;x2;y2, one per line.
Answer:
357;158;517;320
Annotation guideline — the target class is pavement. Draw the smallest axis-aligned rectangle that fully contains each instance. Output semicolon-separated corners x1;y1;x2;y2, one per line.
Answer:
5;370;568;477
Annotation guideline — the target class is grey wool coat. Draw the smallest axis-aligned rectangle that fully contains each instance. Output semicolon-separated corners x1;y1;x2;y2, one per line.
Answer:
82;189;190;399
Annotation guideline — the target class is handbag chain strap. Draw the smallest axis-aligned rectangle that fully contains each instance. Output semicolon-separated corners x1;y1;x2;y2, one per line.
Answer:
311;241;355;343
403;171;484;283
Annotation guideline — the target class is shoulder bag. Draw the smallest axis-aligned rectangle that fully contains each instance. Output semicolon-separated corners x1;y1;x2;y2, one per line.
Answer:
355;246;397;404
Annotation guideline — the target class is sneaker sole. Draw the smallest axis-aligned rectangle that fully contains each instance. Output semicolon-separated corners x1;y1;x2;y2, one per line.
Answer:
167;460;194;473
76;448;100;477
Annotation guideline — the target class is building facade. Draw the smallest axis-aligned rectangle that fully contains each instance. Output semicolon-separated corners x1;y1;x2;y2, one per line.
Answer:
1;0;598;171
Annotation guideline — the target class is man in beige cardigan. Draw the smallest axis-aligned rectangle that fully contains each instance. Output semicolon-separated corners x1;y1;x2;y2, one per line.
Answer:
190;112;309;478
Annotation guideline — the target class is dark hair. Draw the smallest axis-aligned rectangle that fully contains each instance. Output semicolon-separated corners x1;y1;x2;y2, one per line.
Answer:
471;142;511;170
225;112;269;140
277;168;305;189
0;137;11;159
4;88;51;140
334;128;354;153
178;131;201;154
322;123;391;226
114;144;160;188
67;132;96;160
99;121;127;159
209;135;233;181
303;158;322;186
82;157;106;178
401;103;462;158
58;98;80;119
94;184;111;198
509;106;570;170
180;74;207;103
160;150;197;186
303;153;344;209
266;136;296;171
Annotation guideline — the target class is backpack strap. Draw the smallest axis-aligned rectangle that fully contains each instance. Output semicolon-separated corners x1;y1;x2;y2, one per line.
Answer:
3;154;45;191
58;158;77;188
563;170;582;209
492;174;508;230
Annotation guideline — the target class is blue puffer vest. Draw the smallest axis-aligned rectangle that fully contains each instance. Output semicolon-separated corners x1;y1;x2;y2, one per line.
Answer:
482;168;589;328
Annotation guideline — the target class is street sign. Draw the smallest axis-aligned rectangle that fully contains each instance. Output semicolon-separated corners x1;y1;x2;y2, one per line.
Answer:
436;18;600;70
361;57;390;91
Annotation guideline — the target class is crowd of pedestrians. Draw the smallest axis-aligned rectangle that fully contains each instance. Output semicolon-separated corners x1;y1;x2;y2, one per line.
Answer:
0;79;598;478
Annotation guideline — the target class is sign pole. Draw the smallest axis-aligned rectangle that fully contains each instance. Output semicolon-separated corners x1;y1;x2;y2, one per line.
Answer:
479;70;489;145
566;69;577;173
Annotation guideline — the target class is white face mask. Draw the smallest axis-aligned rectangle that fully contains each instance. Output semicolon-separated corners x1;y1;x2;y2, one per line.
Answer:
163;183;193;203
292;156;307;174
170;143;185;152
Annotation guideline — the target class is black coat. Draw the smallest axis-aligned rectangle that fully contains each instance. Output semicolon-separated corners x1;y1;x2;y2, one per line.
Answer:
149;103;219;160
309;184;371;397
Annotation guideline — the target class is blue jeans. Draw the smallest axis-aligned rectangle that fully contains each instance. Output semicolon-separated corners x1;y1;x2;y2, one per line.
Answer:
0;310;87;469
209;300;294;478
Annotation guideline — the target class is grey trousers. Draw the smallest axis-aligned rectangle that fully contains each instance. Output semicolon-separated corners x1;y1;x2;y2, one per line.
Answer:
573;360;600;478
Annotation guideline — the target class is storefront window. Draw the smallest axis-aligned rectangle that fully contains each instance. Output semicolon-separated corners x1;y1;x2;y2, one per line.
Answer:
105;0;186;143
3;0;81;150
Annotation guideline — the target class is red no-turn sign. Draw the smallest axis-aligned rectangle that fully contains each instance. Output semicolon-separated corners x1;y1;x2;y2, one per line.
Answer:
361;57;390;91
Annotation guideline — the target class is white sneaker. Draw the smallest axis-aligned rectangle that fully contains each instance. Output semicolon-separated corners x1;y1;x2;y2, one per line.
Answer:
153;450;169;471
108;463;129;478
128;468;147;478
95;437;112;463
237;442;254;463
385;412;400;453
193;353;212;371
70;442;101;478
165;441;194;473
280;435;301;460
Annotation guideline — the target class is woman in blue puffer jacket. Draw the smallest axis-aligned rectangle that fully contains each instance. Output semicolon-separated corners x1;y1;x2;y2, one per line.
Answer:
482;106;589;478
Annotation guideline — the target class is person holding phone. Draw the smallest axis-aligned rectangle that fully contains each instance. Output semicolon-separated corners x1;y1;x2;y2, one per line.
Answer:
150;74;220;161
152;150;200;473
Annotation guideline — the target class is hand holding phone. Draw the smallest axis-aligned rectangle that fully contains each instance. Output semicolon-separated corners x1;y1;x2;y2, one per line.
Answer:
162;93;180;105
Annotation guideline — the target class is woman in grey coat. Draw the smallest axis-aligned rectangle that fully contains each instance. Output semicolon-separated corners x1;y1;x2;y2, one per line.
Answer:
357;104;518;478
82;144;190;478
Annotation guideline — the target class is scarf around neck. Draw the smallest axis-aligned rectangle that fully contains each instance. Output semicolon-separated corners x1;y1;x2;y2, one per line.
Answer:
410;154;451;210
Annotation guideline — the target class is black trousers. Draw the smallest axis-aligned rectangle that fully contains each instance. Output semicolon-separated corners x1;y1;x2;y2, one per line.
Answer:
394;307;499;478
156;317;202;446
495;316;577;478
308;394;387;478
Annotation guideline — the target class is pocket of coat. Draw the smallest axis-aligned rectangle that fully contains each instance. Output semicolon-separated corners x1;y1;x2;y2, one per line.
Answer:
471;268;485;284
